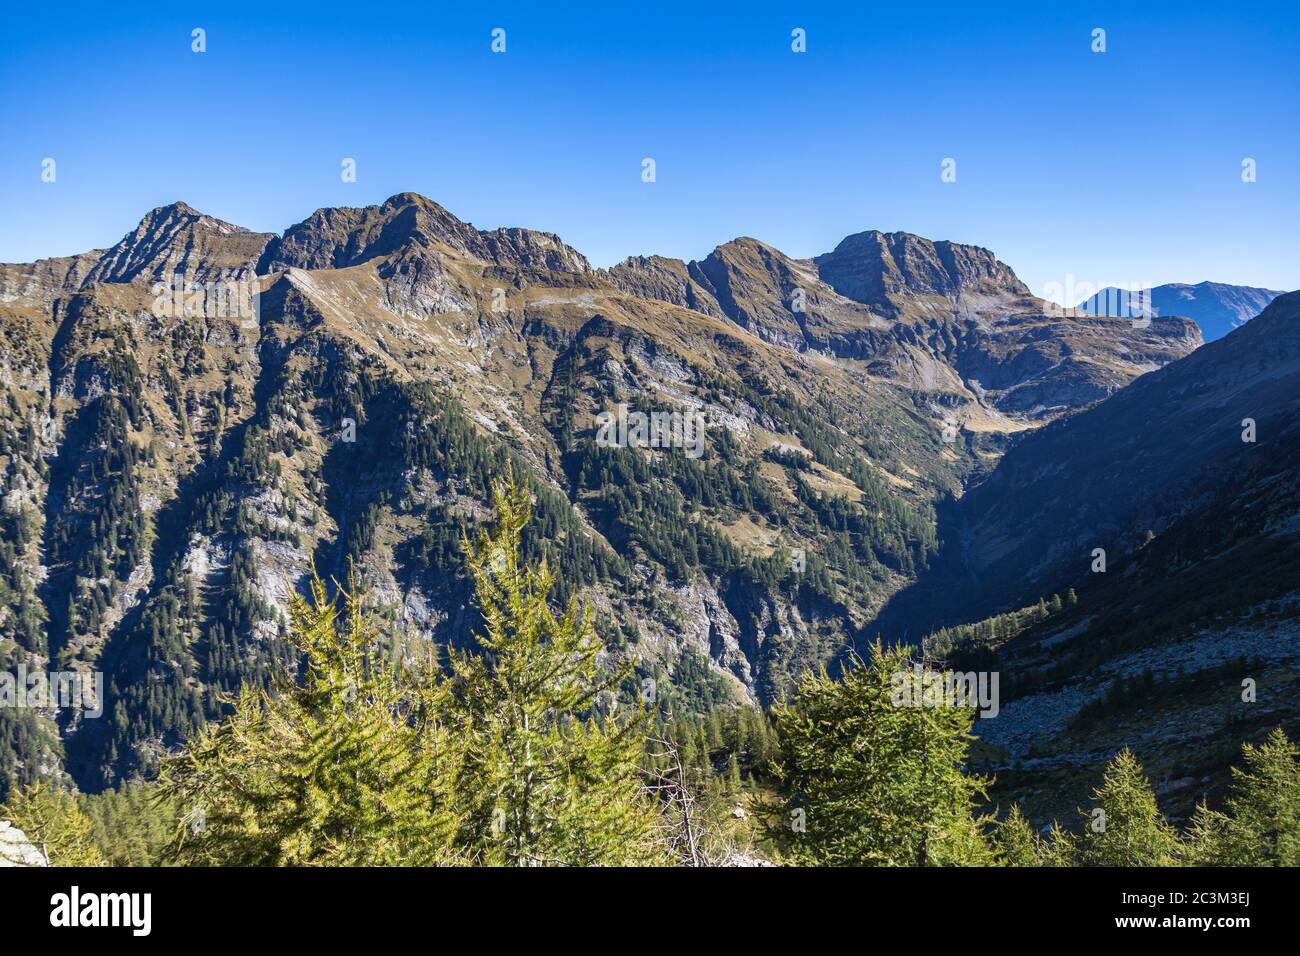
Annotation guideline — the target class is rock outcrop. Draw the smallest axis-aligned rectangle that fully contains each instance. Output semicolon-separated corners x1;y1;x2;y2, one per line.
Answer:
0;821;47;866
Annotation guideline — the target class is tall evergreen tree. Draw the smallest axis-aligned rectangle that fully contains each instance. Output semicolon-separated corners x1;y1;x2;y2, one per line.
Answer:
1;783;105;866
157;572;464;866
1077;749;1179;866
990;805;1040;866
445;471;665;866
1037;822;1079;867
1186;727;1300;866
767;641;992;866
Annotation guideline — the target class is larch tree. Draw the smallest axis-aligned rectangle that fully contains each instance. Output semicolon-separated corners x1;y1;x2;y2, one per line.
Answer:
157;571;464;866
990;804;1041;866
1186;727;1300;866
1;782;104;866
767;641;992;866
445;471;665;866
1076;748;1180;866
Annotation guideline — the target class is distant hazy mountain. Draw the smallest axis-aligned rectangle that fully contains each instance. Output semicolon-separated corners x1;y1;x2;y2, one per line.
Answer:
1076;281;1285;341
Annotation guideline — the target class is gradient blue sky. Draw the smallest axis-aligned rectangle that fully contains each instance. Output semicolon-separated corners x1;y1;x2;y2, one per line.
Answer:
2;1;1297;303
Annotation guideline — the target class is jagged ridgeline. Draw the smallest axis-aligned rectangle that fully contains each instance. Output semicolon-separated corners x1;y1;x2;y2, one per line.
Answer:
0;194;1203;796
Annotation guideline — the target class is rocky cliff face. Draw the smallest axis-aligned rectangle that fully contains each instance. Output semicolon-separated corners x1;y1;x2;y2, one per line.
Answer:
0;821;46;866
609;229;1200;420
264;192;591;275
0;193;1208;795
814;230;1032;303
603;255;725;319
86;202;275;284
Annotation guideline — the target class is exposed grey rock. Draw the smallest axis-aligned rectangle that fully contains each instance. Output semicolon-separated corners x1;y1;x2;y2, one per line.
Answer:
85;201;275;284
0;821;47;867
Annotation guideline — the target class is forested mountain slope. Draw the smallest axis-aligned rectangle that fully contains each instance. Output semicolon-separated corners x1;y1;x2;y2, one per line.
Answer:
0;193;1201;794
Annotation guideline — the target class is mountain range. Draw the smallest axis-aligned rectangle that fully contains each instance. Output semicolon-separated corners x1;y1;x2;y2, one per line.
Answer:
1076;281;1283;341
0;193;1293;818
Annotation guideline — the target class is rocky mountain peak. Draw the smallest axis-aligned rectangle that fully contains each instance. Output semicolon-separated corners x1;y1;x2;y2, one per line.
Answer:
263;192;591;276
85;201;276;285
814;230;1031;305
603;254;724;318
259;193;472;273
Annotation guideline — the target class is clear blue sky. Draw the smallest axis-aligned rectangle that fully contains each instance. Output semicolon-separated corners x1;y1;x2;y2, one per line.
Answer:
2;1;1297;301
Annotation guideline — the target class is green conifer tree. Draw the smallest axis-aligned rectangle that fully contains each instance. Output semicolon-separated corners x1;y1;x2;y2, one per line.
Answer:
1077;749;1179;866
445;472;666;866
990;805;1040;866
1186;727;1300;865
767;641;992;866
157;571;463;866
1;783;105;866
1037;822;1078;866
726;752;742;794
